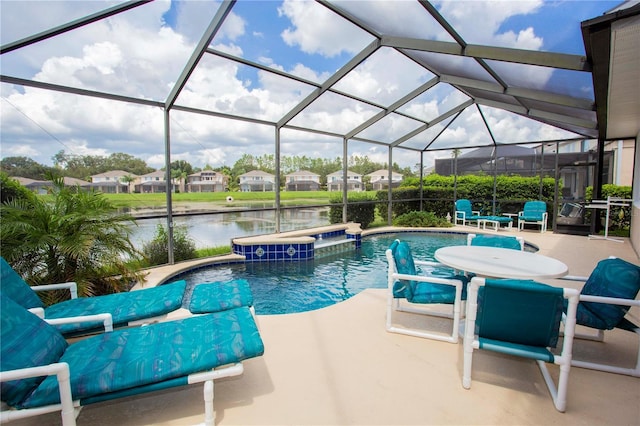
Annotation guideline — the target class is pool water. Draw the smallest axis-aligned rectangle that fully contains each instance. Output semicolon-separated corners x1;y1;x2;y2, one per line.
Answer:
179;232;468;315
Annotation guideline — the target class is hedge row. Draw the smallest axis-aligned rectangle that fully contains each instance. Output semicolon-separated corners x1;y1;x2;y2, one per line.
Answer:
328;174;631;231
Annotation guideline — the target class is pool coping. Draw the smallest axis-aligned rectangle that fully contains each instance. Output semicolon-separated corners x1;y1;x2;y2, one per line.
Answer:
138;225;537;290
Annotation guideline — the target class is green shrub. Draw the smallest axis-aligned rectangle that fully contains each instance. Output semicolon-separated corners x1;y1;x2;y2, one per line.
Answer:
586;184;632;232
1;177;142;301
393;211;452;228
329;192;376;229
143;224;197;266
0;172;35;204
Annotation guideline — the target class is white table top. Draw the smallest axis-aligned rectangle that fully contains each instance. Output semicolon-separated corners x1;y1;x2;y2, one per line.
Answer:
434;246;568;279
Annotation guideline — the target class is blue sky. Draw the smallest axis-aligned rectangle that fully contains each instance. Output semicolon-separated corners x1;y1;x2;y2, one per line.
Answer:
0;0;626;171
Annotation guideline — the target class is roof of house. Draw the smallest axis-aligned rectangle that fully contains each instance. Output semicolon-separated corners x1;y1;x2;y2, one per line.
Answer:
91;170;137;178
239;170;275;178
327;170;361;177
285;170;320;177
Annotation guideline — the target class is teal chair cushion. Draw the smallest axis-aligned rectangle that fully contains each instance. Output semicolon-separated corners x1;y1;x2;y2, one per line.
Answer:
189;279;254;314
470;235;521;250
390;241;462;303
577;258;640;330
391;240;417;299
45;280;187;335
477;279;564;348
455;199;473;215
19;306;265;409
521;201;547;220
0;295;68;407
0;257;44;309
455;199;484;220
410;281;460;304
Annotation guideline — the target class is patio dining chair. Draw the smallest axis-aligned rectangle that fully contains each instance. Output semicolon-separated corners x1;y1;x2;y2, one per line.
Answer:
559;257;640;377
518;201;548;233
454;199;485;226
467;233;524;251
386;239;467;343
462;277;580;412
0;256;187;337
0;294;265;426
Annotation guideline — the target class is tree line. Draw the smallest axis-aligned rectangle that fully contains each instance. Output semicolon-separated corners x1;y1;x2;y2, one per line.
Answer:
1;151;417;191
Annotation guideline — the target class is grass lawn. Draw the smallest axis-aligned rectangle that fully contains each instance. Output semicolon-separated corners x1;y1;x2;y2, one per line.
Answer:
103;191;378;208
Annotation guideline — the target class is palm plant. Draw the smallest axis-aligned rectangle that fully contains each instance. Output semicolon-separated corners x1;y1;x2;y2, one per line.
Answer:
0;177;144;303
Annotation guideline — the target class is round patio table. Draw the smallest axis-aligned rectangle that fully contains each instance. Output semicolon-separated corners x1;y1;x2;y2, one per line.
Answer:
434;246;568;279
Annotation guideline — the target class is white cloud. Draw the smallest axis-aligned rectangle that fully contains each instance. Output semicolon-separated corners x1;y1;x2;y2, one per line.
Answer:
436;0;544;47
0;0;587;173
278;0;372;57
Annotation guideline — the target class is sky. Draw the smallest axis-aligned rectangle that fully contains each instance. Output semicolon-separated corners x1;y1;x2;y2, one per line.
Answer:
0;0;623;172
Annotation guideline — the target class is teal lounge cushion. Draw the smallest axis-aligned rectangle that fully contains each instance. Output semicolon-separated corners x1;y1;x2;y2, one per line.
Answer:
19;306;264;409
0;295;68;407
455;199;473;215
189;279;254;314
483;216;512;224
45;280;187;335
0;257;44;309
577;258;640;330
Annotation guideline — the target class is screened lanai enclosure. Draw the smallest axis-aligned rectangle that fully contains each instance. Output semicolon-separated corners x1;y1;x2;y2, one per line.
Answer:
2;1;639;260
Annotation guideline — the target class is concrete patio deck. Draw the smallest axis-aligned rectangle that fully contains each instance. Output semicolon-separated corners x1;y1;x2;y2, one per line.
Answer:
11;227;640;425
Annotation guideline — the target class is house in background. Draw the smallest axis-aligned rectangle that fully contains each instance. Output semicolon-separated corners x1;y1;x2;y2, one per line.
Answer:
326;170;363;192
135;170;176;194
88;170;135;193
366;169;403;190
187;170;228;192
285;170;321;191
238;170;275;192
13;176;89;194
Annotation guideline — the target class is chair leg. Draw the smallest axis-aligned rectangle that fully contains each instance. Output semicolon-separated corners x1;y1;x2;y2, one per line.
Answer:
571;329;640;377
462;295;477;389
203;380;215;426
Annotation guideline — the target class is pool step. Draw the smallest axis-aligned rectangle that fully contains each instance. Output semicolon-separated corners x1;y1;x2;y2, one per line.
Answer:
314;239;355;257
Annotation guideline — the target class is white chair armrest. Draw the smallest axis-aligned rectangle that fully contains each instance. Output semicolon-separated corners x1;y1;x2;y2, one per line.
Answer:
558;275;589;282
414;260;446;268
578;294;640;307
0;363;76;425
518;211;523;216
392;272;463;288
45;313;114;332
28;307;45;318
30;282;78;299
472;210;480;215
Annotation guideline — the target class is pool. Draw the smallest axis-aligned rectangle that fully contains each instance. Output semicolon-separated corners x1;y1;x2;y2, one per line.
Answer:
177;232;469;315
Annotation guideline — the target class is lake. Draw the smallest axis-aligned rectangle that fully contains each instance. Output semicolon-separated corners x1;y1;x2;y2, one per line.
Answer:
130;207;331;249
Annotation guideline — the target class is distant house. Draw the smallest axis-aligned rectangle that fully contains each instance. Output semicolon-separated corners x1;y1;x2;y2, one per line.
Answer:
285;170;321;191
89;170;136;193
187;170;228;192
326;170;363;192
238;170;275;192
13;176;89;194
134;170;176;194
366;169;403;190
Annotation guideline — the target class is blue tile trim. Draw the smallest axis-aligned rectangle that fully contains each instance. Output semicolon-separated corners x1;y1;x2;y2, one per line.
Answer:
166;229;538;284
